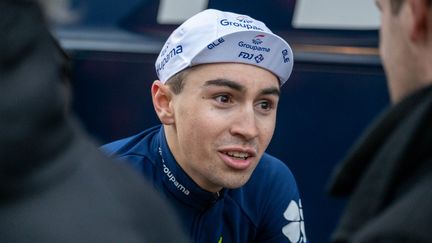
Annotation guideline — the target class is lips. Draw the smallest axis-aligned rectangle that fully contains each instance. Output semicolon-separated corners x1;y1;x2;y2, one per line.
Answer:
218;147;257;170
225;151;249;160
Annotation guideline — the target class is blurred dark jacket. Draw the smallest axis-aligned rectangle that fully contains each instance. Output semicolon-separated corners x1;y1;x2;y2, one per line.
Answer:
328;85;432;243
0;1;188;242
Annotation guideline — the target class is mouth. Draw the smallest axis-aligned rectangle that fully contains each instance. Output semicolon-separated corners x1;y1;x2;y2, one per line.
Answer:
218;148;257;170
222;151;250;160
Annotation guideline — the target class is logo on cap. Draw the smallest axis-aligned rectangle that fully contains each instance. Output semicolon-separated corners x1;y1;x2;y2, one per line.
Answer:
207;38;225;50
220;18;263;31
238;39;270;53
238;52;265;64
252;34;265;45
236;16;253;23
156;45;183;76
255;54;264;63
282;49;291;63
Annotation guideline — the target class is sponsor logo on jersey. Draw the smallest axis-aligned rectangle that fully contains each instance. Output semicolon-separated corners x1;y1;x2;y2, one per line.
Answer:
158;147;190;196
282;199;307;243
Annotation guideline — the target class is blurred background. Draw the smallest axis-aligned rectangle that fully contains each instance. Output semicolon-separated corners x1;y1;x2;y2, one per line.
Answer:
54;0;388;242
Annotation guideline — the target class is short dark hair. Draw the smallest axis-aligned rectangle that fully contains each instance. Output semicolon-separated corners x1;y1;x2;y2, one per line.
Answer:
390;0;432;14
165;67;195;94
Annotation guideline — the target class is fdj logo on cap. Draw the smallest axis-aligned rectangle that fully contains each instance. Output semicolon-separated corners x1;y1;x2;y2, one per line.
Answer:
238;52;265;64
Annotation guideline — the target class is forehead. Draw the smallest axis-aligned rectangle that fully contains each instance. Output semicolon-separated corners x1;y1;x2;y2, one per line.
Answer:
182;63;280;89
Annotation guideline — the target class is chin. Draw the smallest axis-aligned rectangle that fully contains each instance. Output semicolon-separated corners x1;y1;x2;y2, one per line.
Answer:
220;175;251;189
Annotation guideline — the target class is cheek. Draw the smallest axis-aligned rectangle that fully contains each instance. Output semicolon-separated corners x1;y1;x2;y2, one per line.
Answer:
379;16;397;63
176;107;216;145
261;121;275;145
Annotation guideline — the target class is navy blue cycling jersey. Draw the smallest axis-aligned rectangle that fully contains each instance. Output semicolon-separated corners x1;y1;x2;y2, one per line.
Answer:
102;125;307;243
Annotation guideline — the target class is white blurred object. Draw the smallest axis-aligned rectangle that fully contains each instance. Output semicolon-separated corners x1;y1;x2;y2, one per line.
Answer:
157;0;209;24
293;0;380;30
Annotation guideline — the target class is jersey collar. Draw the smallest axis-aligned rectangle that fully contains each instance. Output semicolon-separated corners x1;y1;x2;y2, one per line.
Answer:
156;127;225;210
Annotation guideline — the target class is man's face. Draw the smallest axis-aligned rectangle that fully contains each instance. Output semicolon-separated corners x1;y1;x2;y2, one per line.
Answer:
166;63;280;192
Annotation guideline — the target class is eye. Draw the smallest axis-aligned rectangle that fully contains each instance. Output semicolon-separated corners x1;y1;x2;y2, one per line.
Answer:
214;94;232;104
257;100;274;111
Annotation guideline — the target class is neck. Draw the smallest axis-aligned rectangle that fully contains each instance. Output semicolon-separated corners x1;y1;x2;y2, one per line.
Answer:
389;44;432;104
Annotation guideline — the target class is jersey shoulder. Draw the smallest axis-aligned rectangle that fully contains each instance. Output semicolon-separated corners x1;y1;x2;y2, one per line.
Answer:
101;126;160;157
252;153;298;188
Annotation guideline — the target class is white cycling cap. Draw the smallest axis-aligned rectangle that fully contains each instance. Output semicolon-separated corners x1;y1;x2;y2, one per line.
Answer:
155;9;293;86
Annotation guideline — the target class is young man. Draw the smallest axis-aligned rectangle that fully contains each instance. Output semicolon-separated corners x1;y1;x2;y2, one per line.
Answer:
102;9;307;243
328;0;432;242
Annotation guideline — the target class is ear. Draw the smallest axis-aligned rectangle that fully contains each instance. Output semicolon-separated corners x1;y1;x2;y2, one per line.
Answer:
408;0;429;42
151;80;175;125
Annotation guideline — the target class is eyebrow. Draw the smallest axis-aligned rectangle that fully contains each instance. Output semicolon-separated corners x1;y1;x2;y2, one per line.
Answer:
204;79;245;92
260;87;280;97
203;79;280;97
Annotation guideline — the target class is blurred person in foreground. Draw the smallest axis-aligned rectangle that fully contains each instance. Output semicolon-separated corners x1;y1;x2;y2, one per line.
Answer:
0;0;188;242
102;9;307;243
328;0;432;242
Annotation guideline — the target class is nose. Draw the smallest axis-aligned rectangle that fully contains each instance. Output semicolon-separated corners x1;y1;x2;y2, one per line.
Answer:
230;106;259;141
